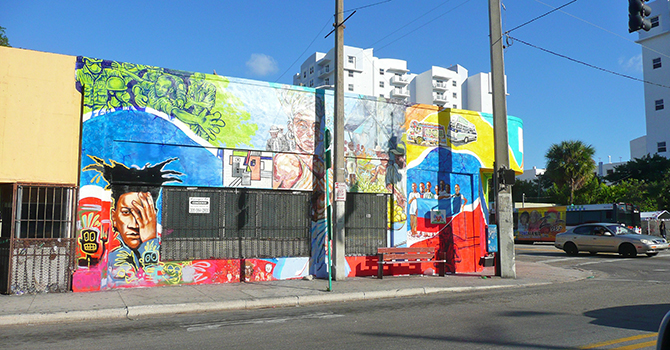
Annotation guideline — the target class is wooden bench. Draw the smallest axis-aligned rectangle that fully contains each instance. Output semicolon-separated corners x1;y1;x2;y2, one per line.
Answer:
377;247;446;279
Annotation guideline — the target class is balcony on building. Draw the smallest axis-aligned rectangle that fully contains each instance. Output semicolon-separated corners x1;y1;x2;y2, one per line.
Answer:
433;92;448;103
317;56;331;66
319;67;333;78
433;80;449;90
391;87;410;98
391;74;409;86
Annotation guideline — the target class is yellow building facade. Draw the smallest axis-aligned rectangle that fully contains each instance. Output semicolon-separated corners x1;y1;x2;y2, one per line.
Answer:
0;46;81;183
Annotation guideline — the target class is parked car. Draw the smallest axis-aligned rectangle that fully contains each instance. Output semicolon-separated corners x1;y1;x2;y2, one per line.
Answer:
554;223;669;257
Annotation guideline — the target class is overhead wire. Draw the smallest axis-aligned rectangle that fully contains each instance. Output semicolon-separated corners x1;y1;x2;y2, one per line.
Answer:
530;0;670;63
376;0;474;53
276;0;397;83
275;18;332;83
507;35;670;90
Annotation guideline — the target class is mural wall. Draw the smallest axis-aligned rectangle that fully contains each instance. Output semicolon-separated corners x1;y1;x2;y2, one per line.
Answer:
72;56;523;291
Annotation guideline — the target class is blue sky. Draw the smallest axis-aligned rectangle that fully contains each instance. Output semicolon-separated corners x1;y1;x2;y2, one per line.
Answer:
1;0;648;169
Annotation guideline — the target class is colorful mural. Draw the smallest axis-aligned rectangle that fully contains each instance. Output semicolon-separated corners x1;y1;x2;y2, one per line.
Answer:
72;56;523;291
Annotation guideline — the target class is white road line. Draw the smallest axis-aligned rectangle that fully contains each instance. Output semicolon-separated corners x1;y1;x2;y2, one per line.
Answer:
184;312;344;332
536;257;587;264
575;259;620;266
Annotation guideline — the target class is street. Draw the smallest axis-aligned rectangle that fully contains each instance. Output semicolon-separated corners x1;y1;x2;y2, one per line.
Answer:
2;245;670;349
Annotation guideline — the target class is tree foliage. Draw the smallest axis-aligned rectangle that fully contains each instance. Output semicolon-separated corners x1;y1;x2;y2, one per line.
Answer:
0;26;9;47
605;154;670;184
528;140;670;211
544;140;596;205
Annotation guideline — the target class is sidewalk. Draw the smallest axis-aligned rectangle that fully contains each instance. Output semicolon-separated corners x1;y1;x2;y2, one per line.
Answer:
0;261;592;326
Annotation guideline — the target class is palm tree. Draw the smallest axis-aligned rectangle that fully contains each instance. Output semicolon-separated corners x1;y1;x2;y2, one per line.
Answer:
544;140;596;205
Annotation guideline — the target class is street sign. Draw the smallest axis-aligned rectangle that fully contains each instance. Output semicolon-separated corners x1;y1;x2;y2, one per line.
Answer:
334;182;347;202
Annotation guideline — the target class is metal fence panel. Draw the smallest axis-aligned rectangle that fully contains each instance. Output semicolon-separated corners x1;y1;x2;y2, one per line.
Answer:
345;193;388;256
162;187;310;260
9;238;75;294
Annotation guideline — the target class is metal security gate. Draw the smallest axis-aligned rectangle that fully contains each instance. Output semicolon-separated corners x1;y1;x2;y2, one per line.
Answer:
344;193;389;256
1;184;76;294
162;187;311;260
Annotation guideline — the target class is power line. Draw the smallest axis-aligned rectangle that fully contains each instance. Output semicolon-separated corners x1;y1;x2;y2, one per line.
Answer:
275;18;332;83
376;0;474;53
507;0;579;34
344;0;393;13
530;0;670;64
368;0;453;49
508;35;670;90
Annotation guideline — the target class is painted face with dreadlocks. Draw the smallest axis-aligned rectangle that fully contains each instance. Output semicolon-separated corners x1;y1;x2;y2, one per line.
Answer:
112;191;157;250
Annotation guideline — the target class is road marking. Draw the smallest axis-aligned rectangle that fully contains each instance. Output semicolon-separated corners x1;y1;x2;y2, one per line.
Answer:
577;333;657;349
184;312;344;332
575;258;620;266
536;257;587;264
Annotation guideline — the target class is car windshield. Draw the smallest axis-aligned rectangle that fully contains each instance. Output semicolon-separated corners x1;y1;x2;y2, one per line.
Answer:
606;225;637;235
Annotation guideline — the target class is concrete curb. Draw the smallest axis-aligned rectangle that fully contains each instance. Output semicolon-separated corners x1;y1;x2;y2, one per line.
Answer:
0;281;556;326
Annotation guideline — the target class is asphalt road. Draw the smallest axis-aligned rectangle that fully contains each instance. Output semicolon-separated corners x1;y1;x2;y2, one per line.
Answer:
2;245;669;350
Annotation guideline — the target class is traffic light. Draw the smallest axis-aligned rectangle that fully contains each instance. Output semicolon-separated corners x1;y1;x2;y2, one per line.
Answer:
629;0;652;33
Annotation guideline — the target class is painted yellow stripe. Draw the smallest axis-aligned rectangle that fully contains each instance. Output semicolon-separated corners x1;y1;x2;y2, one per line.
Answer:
611;340;656;349
578;333;657;349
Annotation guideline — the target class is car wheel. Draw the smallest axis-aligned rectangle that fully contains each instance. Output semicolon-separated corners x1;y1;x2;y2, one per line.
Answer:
564;242;578;256
647;252;659;257
619;243;637;258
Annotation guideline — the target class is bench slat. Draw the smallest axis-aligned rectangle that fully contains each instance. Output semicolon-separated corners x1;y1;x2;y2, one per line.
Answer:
380;253;435;261
376;246;446;279
378;247;435;254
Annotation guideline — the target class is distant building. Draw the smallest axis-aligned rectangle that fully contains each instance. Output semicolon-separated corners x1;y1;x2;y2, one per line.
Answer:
516;167;545;182
293;45;501;113
630;0;670;160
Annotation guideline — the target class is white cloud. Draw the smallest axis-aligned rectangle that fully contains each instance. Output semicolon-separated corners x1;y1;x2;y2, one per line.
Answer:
619;54;643;73
246;53;279;77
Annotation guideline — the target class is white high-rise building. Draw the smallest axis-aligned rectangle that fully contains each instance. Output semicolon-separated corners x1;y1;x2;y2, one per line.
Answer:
293;45;498;113
630;0;670;159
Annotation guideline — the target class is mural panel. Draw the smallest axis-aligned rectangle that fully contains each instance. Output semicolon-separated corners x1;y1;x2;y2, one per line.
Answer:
72;55;523;290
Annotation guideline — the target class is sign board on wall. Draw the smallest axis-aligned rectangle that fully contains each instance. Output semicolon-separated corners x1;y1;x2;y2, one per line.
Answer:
189;197;210;214
335;182;347;202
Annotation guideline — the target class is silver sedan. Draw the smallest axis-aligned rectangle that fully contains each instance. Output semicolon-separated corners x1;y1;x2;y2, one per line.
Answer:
554;223;669;257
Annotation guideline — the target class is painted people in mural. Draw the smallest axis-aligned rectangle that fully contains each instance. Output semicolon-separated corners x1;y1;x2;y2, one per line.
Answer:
266;125;290;152
273;90;319;190
408;182;421;237
76;58;234;144
452;184;468;214
83;156;182;283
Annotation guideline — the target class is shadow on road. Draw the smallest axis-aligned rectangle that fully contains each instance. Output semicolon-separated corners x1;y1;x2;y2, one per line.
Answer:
584;303;670;332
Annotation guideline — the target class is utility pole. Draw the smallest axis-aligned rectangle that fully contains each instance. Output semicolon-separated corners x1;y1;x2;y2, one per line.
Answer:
332;0;347;280
488;0;515;278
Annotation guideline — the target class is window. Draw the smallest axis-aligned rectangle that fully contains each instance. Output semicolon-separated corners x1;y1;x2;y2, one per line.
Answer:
309;66;314;74
380;94;385;98
653;58;662;69
325;65;330;72
453;93;457;98
15;185;74;239
453;104;457;108
452;81;457;87
659;142;667;153
309;80;313;87
303;71;306;78
348;56;355;64
656;99;664;111
324;78;329;85
379;81;384;88
651;16;660;28
607;169;614;175
379;68;384;75
348;84;354;91
348;71;354;77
